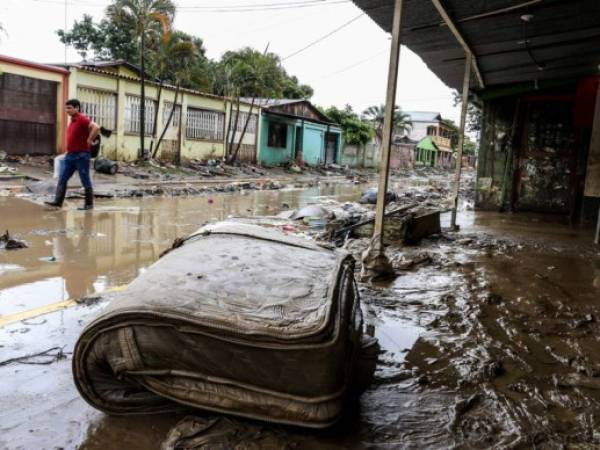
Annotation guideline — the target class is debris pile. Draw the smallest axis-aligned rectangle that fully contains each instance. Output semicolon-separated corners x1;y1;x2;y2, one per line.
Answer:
0;230;28;250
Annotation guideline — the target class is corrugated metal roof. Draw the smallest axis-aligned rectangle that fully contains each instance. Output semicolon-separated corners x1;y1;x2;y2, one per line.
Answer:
240;98;306;107
404;111;442;122
351;0;600;91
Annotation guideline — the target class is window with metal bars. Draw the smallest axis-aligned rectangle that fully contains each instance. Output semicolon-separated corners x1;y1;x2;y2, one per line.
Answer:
186;107;225;141
163;101;181;128
232;111;257;135
125;95;156;135
77;87;117;130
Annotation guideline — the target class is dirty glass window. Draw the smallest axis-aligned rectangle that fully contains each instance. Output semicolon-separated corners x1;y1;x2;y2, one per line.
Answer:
268;122;287;148
163;101;181;128
125;95;156;135
186;108;225;141
78;87;117;130
427;126;437;136
233;112;258;135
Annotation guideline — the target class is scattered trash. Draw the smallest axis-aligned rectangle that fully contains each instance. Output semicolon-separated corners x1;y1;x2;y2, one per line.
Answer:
0;230;28;250
360;187;397;204
0;347;67;367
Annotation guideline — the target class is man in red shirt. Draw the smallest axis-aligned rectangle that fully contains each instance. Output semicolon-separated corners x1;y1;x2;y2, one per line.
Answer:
46;99;100;210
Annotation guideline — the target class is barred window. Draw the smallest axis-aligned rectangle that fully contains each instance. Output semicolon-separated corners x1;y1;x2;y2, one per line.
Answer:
163;101;181;128
125;95;156;135
233;111;258;134
186;108;224;141
77;87;117;130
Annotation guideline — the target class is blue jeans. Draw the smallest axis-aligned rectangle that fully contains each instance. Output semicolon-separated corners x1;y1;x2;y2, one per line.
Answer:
59;152;93;190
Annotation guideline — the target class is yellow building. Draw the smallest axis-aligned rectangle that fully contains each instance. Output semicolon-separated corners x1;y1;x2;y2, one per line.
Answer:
66;61;260;163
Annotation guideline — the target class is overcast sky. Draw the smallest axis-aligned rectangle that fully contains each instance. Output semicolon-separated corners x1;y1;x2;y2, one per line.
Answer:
0;0;459;122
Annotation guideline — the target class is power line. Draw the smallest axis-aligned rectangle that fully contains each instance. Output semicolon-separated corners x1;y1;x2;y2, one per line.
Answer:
308;48;388;83
282;13;364;61
178;0;333;9
177;0;350;13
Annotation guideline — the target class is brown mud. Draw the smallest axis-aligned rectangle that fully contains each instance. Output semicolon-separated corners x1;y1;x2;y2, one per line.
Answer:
1;173;600;449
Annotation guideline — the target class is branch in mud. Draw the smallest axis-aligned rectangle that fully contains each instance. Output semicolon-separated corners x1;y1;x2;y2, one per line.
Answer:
0;347;68;367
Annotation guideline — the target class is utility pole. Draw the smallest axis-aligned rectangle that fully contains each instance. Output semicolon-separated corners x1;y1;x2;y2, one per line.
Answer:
64;0;68;63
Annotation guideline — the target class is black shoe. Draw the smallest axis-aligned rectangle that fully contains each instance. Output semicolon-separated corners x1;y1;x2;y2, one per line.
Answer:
78;188;94;210
45;184;67;208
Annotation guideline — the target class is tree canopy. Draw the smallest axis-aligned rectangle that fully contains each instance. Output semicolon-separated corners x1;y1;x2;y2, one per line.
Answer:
362;104;413;142
321;105;373;147
57;3;312;98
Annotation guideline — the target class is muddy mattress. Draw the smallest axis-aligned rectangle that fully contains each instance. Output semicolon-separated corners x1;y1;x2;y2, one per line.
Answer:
72;222;363;428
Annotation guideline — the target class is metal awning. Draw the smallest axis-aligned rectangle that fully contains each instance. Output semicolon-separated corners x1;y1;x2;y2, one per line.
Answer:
352;0;600;91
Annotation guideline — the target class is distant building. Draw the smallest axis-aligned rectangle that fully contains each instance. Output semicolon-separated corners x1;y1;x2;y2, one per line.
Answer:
248;99;343;167
403;111;456;168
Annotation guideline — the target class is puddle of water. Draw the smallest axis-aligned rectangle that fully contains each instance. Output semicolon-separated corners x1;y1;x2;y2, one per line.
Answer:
0;184;364;317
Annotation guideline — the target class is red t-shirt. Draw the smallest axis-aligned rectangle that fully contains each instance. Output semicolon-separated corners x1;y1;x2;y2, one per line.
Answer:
67;113;92;152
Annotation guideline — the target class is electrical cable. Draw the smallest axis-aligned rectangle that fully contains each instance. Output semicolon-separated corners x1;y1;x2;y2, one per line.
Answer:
282;13;364;61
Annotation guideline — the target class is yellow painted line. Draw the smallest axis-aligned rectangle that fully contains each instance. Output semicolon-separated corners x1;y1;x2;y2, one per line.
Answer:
0;285;128;328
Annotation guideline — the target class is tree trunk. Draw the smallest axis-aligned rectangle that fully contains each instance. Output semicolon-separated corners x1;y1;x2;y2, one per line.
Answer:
224;100;234;160
227;94;241;159
149;81;163;159
228;97;256;164
139;32;146;160
153;83;180;160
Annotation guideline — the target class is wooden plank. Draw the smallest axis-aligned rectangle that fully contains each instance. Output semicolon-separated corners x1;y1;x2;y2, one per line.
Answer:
584;82;600;197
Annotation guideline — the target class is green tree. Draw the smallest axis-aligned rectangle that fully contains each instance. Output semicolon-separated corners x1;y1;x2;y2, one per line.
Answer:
362;104;412;144
151;32;197;160
322;105;373;147
452;90;482;133
214;48;295;163
58;14;137;62
107;0;176;160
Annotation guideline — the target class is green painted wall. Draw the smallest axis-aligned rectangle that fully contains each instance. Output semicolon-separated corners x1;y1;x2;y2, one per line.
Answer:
303;124;325;166
257;114;343;166
258;116;295;166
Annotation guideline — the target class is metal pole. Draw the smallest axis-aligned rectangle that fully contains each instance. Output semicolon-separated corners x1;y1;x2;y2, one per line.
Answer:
595;208;600;245
373;0;404;246
450;52;472;230
64;0;68;63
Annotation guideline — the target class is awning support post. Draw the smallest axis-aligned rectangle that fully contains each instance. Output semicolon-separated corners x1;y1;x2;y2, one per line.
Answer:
450;52;472;230
361;0;404;280
595;209;600;245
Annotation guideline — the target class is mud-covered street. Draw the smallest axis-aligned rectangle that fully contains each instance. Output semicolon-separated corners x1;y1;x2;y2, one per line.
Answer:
1;173;600;449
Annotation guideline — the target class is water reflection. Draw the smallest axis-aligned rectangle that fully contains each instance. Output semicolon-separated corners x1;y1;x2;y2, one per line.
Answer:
0;184;364;316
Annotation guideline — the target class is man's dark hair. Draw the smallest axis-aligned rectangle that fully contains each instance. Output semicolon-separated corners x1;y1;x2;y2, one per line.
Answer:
65;99;81;110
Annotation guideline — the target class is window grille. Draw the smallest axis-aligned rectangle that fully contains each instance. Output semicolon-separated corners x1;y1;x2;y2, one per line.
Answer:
233;111;257;134
125;95;156;135
163;102;181;128
77;87;117;130
186;108;225;141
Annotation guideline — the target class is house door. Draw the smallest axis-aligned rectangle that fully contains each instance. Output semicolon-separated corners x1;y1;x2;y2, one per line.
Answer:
514;97;577;213
325;133;337;165
159;103;181;164
0;73;57;155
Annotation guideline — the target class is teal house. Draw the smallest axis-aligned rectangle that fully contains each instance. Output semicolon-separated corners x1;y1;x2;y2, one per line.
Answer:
250;99;343;167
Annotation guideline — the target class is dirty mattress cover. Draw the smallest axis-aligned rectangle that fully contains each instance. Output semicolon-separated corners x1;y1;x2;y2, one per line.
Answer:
96;222;345;339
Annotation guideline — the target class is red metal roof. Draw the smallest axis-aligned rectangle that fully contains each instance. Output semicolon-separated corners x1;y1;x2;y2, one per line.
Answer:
0;54;69;76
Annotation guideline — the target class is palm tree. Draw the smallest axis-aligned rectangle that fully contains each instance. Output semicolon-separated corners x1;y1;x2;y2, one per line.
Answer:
107;0;176;160
151;34;196;160
362;104;413;144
